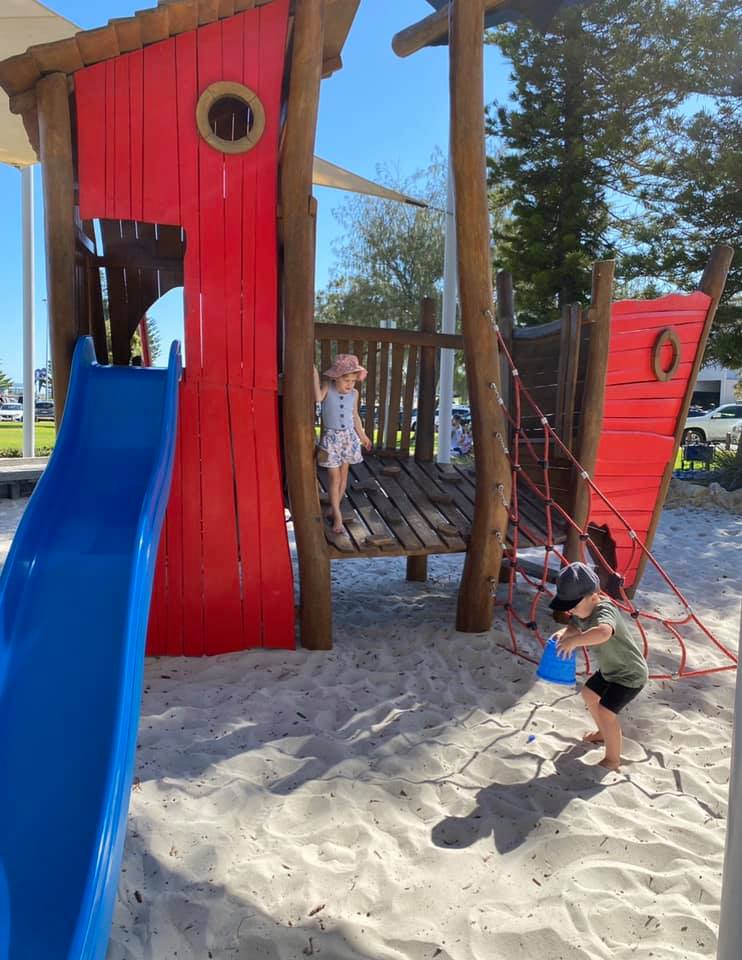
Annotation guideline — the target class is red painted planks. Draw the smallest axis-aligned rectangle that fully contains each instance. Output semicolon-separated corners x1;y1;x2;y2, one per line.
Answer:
608;322;708;355
104;60;116;219
606;365;694;393
129;50;144;222
174;31;201;375
147;536;168;655
602;417;677;435
252;0;288;391
143;39;180;225
596;431;674;463
240;10;260;386
197;21;229;385
603;397;682;421
611;292;711;331
179;381;205;656
254;388;295;648
229;385;263;648
113;56;132;219
199;383;244;652
75;62;107;219
164;405;185;656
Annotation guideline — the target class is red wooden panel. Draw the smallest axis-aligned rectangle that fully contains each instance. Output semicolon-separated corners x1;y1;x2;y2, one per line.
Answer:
174;31;201;376
199;383;244;652
75;62;107;219
596;431;674;464
113;55;131;219
252;0;288;391
608;322;708;355
180;380;204;655
147;536;168;655
223;15;246;386
611;293;710;333
240;10;260;386
165;407;185;656
129;50;144;222
607;354;696;387
603;397;682;421
602;417;677;435
590;475;668;495
254;389;295;648
197;22;229;384
230;385;264;648
605;378;688;401
104;60;116;219
143;38;180;225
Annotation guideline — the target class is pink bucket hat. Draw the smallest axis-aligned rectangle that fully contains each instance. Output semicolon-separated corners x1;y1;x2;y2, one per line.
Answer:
323;353;368;382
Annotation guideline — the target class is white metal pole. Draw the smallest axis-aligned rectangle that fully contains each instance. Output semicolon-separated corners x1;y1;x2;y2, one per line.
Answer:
437;155;457;463
21;166;35;458
718;603;742;960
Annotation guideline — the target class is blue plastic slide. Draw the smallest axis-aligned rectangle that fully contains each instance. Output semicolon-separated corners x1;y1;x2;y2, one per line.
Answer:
0;337;182;959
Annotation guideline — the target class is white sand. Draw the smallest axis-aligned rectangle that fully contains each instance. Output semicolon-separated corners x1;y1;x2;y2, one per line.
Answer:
1;501;740;959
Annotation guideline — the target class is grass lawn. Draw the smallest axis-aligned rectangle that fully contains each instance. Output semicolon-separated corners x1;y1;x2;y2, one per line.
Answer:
0;422;56;457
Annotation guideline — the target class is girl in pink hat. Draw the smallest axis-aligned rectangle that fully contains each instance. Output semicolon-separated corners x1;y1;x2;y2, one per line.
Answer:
313;354;372;533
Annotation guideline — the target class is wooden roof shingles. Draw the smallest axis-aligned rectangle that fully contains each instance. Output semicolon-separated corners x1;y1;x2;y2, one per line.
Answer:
0;0;360;157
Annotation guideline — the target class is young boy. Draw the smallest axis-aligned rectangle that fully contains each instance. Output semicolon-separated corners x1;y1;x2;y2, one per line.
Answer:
552;562;648;770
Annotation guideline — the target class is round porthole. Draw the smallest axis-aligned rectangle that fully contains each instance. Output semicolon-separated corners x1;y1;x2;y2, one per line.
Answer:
196;81;266;155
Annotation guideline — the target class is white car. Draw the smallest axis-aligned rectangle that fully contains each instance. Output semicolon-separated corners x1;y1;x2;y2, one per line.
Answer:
0;403;23;423
682;402;742;444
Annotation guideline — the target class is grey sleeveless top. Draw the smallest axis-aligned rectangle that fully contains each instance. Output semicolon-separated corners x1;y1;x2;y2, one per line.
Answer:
322;385;357;431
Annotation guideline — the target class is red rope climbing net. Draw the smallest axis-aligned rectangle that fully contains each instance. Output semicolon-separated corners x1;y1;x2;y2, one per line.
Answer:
488;323;738;681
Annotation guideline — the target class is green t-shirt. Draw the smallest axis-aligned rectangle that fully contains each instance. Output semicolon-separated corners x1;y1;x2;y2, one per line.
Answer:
572;599;648;688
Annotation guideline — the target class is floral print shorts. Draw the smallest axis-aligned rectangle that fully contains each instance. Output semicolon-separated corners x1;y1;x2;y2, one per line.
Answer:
318;428;363;469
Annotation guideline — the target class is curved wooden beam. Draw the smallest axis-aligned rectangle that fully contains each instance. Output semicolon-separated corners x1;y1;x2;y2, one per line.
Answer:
392;0;508;58
450;0;511;632
280;0;333;651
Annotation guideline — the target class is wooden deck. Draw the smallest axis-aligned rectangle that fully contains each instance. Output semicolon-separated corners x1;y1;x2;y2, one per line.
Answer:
317;454;567;560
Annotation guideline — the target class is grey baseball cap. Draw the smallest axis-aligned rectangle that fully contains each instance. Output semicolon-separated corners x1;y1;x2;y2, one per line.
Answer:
549;562;600;612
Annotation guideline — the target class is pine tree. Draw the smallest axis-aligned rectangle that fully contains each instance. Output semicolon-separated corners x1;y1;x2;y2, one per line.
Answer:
486;0;735;323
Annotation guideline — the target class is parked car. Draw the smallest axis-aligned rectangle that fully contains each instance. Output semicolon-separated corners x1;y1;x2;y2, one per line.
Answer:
410;404;471;432
682;402;742;444
0;402;23;423
34;401;55;422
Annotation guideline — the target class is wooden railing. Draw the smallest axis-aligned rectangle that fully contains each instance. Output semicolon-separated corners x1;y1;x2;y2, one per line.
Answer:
314;304;462;459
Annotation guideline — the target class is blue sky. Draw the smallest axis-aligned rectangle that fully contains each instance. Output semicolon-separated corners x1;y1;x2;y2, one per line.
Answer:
0;1;511;381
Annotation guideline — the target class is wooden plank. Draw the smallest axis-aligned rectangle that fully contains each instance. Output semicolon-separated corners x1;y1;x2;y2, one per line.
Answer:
75;62;107;220
603;417;677;435
315;321;462;351
147;535;168;655
400;345;418;454
200;383;244;652
610;293;711;333
223;14;246;387
113;55;132;219
393;463;466;550
415;298;436;463
104;60;116;220
143;37;180;225
351;459;421;552
320;340;332;378
38;73;77;425
341;469;398;549
109;17;142;54
239;9;260;386
364;341;377;439
401;460;470;545
365;457;443;551
337;338;350;354
419;460;475;523
129;50;144;222
605;378;689;401
386;342;405;449
376;341;390;448
604;397;682;420
253;389;296;647
229;385;263;648
164;410;185;656
180;381;205;655
77;26;120;66
138;7;170;44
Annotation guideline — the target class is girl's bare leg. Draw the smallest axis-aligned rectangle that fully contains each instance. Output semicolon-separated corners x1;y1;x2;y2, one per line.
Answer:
581;686;622;769
339;463;350;503
327;467;344;533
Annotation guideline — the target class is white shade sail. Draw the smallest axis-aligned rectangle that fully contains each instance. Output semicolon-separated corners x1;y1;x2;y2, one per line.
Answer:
313;156;427;208
0;0;78;168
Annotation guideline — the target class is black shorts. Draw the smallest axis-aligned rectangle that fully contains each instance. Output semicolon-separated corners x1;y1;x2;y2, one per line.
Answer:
584;671;644;714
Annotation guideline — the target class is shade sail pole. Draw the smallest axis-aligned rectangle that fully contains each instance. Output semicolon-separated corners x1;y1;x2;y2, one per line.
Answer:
21;165;35;457
437;152;457;463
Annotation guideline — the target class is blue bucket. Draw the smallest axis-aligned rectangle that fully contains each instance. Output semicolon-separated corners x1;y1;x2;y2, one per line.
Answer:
536;635;576;686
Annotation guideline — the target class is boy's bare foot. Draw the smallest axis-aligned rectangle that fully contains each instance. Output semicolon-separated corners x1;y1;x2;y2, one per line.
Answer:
598;757;621;771
582;731;604;744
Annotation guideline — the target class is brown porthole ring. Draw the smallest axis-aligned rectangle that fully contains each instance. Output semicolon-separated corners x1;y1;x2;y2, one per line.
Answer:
652;327;681;382
196;81;266;155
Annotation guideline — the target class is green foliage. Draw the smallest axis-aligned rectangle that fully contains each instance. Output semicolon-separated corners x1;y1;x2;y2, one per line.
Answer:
487;0;740;326
0;365;12;391
315;153;447;331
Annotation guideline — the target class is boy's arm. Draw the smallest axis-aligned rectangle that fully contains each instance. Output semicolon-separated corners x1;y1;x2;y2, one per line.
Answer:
313;365;328;404
557;623;612;656
353;392;372;449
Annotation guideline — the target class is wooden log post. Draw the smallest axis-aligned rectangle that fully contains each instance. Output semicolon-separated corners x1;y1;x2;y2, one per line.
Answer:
495;271;514;418
408;297;437;582
565;260;614;562
37;73;77;427
450;0;511;632
280;0;332;650
627;244;733;593
392;0;509;58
